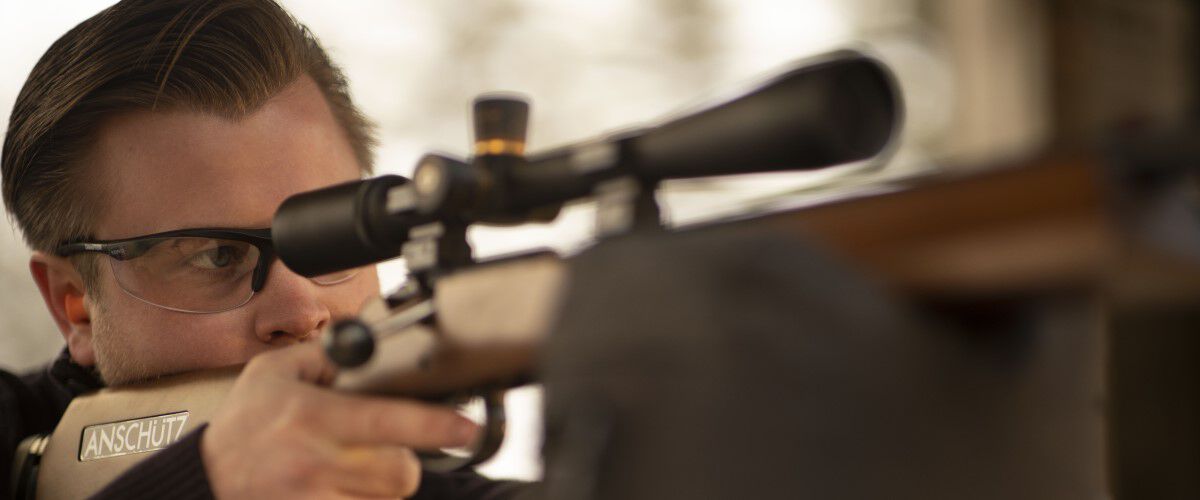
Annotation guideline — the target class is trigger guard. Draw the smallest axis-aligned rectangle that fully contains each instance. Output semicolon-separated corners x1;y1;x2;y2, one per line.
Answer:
419;389;507;473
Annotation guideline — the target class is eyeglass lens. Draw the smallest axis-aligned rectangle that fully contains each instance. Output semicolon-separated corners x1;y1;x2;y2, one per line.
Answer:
107;236;356;313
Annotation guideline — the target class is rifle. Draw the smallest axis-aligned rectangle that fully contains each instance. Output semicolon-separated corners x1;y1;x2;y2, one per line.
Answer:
13;49;902;499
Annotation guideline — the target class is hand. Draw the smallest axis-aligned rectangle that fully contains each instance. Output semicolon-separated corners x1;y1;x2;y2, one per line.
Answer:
200;342;478;499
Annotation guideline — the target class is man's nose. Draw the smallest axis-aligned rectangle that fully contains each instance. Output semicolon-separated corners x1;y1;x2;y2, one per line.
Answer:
251;259;330;343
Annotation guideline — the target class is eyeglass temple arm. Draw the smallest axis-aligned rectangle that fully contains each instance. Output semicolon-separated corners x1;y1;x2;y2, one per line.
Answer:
54;241;136;260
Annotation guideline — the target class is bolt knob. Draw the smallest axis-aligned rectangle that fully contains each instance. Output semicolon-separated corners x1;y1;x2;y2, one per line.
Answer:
324;318;376;368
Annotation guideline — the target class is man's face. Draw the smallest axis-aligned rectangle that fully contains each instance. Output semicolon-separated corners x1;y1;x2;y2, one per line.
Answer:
82;76;380;384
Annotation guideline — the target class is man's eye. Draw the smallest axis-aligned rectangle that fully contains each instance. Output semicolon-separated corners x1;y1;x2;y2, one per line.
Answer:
188;245;244;270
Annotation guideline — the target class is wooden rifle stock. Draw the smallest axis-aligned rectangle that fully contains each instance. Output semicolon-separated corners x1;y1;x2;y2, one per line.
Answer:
26;254;568;499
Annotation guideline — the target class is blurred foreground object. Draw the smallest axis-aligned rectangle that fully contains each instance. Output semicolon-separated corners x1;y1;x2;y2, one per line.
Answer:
544;135;1200;499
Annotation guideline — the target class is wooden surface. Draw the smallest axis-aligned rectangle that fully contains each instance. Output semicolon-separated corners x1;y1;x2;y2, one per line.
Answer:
335;253;567;398
759;156;1200;301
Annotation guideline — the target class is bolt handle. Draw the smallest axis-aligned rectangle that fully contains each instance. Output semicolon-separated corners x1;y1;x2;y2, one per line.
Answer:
324;318;376;368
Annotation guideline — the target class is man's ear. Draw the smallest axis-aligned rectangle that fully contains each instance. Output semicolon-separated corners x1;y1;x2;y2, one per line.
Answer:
29;252;96;367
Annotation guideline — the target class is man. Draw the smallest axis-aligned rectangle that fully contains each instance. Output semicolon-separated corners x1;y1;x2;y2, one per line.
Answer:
1;0;525;498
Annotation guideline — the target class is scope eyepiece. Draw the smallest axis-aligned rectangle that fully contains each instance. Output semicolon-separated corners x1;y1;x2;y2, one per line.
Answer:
273;175;430;277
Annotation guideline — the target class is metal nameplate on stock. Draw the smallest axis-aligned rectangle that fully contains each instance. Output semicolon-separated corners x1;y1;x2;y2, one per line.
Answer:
78;411;190;461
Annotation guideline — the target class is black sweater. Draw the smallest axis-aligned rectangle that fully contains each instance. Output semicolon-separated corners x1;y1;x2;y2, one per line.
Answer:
2;350;528;499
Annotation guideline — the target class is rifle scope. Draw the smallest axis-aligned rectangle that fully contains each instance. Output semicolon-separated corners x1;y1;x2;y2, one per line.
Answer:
273;50;901;277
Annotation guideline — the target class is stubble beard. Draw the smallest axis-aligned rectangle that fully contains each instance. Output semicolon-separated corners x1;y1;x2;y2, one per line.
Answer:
89;301;157;387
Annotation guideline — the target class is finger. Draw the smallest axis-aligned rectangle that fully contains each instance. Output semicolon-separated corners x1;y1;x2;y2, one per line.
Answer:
308;493;407;500
300;386;479;449
247;342;337;385
327;445;421;498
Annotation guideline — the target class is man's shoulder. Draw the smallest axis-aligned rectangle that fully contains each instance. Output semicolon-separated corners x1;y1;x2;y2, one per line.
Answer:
11;350;102;420
1;350;104;460
1;358;62;499
2;352;107;497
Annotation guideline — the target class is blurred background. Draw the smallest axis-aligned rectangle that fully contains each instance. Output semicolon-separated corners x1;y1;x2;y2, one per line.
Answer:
1;0;1193;484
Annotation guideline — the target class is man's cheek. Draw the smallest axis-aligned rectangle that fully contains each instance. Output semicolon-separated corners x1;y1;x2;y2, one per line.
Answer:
163;315;262;363
100;305;260;377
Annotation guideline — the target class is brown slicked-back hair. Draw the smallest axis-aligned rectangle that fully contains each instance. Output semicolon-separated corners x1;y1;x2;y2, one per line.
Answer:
2;0;376;277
